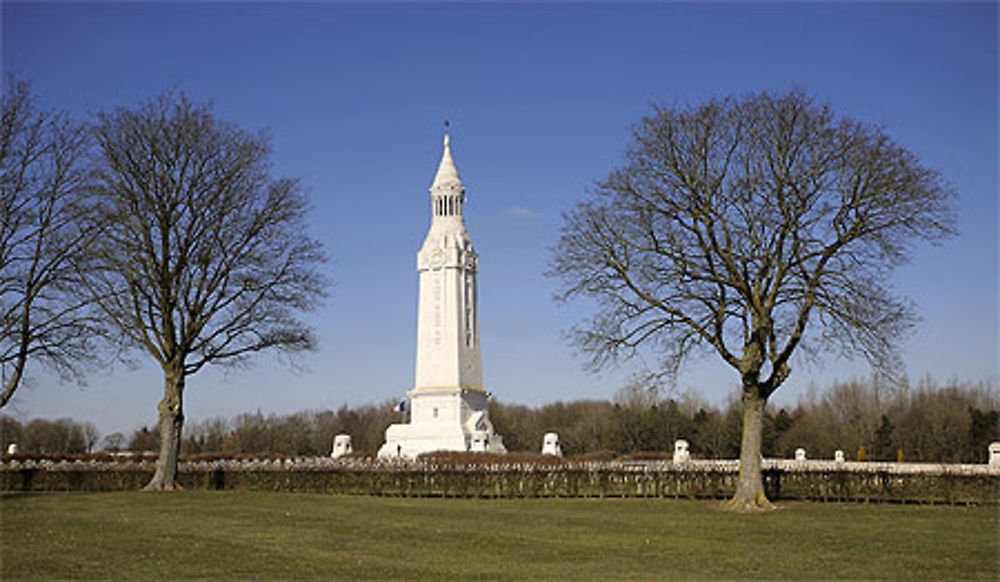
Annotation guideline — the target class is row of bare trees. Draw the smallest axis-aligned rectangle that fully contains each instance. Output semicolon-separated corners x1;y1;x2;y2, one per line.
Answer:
0;416;99;454
181;403;400;457
6;376;991;463
1;76;326;488
493;377;998;464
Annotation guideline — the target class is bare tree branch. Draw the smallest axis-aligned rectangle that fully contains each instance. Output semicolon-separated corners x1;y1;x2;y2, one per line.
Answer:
0;75;100;408
550;91;956;509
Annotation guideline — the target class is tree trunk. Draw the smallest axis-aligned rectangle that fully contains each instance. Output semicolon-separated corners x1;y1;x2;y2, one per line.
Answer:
0;308;31;408
724;388;775;512
144;364;185;491
0;350;27;409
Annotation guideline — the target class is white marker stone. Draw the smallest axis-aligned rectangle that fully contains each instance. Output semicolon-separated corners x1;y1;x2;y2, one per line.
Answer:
542;433;563;456
989;442;1000;467
673;439;690;463
331;434;353;458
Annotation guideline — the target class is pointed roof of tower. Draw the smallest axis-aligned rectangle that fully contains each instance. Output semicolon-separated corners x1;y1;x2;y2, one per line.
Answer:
431;131;464;192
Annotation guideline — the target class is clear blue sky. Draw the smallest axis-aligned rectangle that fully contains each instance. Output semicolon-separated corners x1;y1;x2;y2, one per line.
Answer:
3;2;997;437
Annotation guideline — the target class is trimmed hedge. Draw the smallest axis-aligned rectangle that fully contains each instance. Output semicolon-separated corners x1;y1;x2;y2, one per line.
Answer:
3;457;997;504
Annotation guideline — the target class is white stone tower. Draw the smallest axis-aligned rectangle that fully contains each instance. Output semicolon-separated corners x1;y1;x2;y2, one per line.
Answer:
378;131;506;459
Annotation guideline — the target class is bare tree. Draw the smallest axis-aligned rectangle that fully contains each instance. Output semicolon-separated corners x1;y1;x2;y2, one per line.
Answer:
0;75;98;408
82;421;100;453
550;91;955;511
101;431;125;452
82;92;327;490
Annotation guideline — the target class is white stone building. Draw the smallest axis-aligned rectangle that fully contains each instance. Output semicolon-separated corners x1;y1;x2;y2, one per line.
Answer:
378;132;506;459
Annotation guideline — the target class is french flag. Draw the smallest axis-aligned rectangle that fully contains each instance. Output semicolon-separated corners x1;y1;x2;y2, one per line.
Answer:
391;398;407;413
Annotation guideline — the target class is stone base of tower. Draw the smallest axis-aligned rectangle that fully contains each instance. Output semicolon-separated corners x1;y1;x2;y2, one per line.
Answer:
377;387;506;459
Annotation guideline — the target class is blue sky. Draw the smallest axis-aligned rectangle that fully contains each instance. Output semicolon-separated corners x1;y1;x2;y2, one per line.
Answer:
3;2;997;437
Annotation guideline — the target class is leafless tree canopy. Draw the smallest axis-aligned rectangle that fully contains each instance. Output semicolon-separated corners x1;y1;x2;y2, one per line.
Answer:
0;76;97;408
81;91;327;489
552;91;955;400
83;92;326;375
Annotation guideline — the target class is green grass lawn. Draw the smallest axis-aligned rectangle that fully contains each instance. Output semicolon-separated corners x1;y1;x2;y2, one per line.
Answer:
1;492;997;580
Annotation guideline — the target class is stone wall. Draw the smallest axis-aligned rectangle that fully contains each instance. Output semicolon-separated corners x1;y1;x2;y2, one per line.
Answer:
3;457;997;504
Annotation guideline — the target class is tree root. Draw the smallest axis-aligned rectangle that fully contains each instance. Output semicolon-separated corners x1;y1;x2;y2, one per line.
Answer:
142;481;184;492
721;492;776;513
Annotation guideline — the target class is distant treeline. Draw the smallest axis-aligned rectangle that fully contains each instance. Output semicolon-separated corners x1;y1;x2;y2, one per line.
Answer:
494;378;999;464
0;417;101;455
3;378;998;463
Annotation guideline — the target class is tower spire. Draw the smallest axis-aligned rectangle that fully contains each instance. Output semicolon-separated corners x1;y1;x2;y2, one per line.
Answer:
431;122;463;193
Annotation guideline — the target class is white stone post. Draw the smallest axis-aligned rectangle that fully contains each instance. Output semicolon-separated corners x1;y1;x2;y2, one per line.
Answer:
795;448;807;462
988;442;1000;467
834;450;845;463
673;439;690;463
6;443;18;455
331;434;353;458
541;432;562;456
